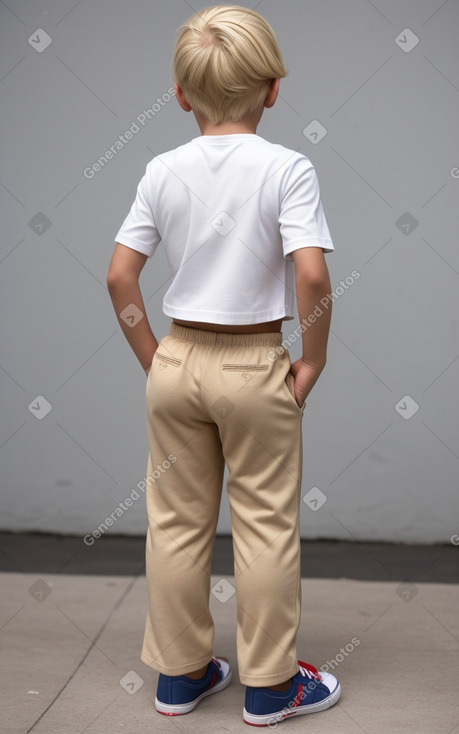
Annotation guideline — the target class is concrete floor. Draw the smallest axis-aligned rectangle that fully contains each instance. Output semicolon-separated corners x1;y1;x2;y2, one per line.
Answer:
1;566;459;733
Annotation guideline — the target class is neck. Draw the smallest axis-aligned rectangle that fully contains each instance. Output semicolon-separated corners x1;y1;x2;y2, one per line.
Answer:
198;122;257;136
194;109;262;136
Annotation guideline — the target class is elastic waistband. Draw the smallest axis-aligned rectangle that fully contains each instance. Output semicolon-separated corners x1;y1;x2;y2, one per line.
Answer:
168;323;283;347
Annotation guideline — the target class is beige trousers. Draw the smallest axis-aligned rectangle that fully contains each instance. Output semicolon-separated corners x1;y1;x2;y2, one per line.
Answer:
141;323;305;686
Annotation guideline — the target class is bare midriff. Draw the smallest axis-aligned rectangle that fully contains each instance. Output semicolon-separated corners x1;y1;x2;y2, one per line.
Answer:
172;318;283;334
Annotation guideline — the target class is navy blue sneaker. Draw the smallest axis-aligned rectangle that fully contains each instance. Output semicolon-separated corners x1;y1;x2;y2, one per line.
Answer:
155;656;232;716
243;660;341;727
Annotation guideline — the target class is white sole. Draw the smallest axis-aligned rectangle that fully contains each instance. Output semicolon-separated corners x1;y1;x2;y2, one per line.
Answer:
155;658;232;716
243;674;341;727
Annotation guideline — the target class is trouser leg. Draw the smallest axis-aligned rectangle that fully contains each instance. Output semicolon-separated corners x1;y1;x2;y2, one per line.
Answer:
215;347;304;687
141;335;225;676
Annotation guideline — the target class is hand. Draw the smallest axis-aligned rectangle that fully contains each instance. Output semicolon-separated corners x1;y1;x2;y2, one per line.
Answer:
289;358;325;406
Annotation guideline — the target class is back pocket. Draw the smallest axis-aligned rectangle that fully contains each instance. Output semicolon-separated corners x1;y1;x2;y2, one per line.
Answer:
155;352;182;368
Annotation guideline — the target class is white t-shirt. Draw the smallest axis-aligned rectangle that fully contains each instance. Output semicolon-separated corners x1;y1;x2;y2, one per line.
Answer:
114;133;334;324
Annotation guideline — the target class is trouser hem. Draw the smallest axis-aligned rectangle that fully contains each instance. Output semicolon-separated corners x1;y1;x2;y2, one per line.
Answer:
140;650;213;677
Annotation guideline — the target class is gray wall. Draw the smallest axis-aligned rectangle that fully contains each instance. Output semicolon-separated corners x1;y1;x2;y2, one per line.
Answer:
1;0;458;543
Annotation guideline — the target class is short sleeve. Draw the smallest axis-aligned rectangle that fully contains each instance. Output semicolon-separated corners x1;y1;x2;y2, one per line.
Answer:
114;162;161;258
279;155;334;260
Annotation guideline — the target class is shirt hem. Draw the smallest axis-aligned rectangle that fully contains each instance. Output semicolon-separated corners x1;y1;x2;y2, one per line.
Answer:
164;304;294;325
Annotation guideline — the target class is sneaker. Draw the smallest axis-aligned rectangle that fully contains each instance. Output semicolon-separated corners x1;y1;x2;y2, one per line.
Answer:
243;660;341;727
155;656;232;716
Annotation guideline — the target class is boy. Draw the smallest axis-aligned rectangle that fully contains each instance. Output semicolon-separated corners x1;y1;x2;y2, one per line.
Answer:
107;5;341;727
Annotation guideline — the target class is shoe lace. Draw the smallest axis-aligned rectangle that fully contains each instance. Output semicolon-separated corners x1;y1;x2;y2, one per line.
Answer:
298;660;322;681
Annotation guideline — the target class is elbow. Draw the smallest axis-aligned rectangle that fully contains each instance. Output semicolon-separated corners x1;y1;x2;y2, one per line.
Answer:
294;258;330;290
106;270;119;292
106;269;134;292
296;269;330;291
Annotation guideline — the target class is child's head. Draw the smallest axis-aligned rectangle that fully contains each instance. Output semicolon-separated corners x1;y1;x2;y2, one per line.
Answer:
173;5;288;126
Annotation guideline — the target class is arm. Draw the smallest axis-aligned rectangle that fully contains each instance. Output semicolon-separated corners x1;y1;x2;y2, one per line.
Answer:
107;243;158;376
289;247;332;404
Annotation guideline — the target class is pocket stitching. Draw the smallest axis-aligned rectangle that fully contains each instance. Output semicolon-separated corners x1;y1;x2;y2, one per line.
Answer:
155;352;182;367
222;364;269;372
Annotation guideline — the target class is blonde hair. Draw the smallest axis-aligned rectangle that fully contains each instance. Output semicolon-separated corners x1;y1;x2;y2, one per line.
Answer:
172;5;288;125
